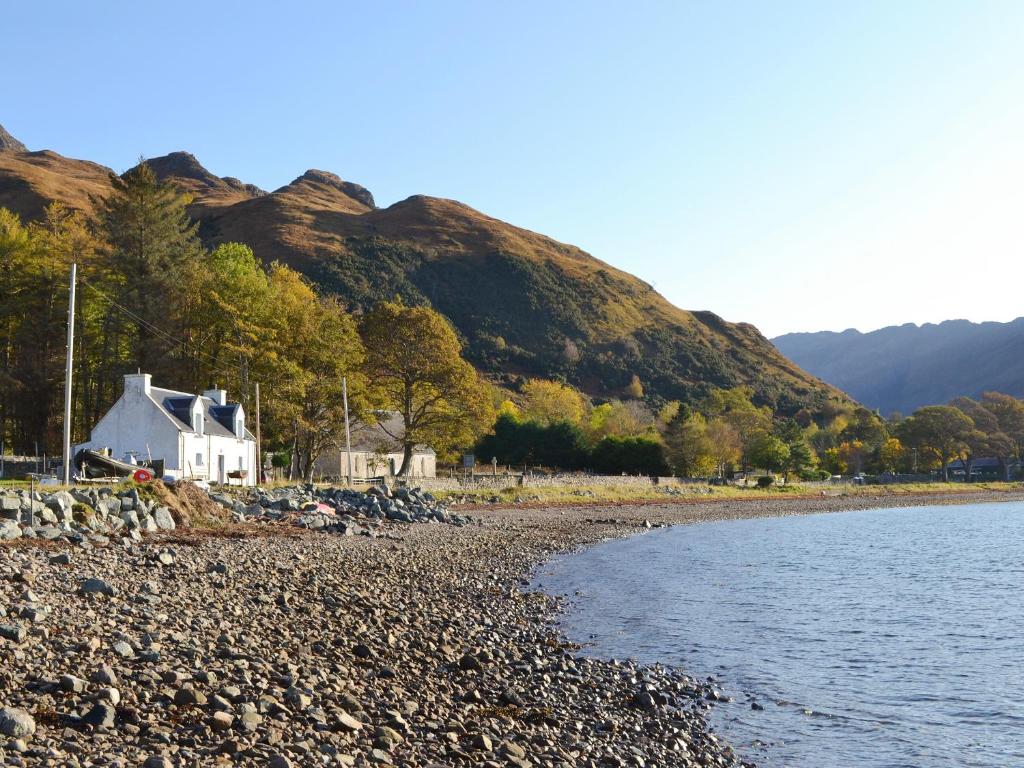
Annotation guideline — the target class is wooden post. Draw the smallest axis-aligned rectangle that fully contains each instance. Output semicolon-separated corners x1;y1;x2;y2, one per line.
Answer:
62;262;77;485
342;377;353;485
254;383;262;486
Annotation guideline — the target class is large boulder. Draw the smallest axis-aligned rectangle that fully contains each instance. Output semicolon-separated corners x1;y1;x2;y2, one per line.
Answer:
120;508;140;529
0;707;35;737
152;507;176;530
45;491;75;513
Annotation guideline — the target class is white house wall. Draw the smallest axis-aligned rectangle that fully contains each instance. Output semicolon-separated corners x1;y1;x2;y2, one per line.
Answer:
180;433;255;485
208;434;256;484
312;450;436;479
182;432;209;480
74;387;182;471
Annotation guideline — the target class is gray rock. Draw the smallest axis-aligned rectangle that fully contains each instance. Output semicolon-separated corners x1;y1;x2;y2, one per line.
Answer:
81;702;116;728
97;497;122;516
472;733;493;751
98;686;120;705
174;687;207;706
153;506;176;530
79;578;115;597
336;712;362;732
37;508;58;525
210;711;233;731
112;640;135;658
92;663;117;685
0;707;35;737
60;674;88;693
0;624;26;643
0;519;22;540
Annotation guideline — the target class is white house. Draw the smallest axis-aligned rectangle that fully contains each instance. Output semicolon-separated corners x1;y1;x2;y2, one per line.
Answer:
312;411;436;480
74;373;257;486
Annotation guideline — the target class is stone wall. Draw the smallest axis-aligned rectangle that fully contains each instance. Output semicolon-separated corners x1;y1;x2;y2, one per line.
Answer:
398;473;701;492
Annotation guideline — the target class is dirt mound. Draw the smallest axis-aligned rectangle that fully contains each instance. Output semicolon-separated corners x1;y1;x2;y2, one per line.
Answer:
148;480;233;528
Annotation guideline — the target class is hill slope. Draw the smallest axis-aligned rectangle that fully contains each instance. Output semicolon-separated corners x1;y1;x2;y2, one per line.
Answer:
0;124;845;414
773;319;1024;415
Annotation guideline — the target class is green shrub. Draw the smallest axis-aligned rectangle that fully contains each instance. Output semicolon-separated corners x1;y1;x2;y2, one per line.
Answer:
476;415;588;470
590;435;670;476
756;475;775;488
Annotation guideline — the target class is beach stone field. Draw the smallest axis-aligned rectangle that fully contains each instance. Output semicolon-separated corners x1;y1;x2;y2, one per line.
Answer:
1;488;1020;767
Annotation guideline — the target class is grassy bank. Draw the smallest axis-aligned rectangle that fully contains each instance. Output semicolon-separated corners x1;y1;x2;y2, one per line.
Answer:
437;480;1024;507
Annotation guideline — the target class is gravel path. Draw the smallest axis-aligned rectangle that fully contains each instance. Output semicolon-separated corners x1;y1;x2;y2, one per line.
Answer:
1;488;1021;767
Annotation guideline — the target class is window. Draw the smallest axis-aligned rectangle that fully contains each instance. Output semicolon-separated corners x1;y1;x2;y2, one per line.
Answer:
238;457;244;470
196;452;204;467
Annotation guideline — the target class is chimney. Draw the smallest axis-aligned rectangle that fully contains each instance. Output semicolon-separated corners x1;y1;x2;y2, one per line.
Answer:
203;388;227;406
123;372;152;397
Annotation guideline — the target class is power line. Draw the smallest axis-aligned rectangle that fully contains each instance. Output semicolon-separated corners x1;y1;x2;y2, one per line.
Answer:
79;277;252;384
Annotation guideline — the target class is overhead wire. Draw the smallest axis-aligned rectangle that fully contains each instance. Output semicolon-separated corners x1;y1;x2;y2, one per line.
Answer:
78;277;251;385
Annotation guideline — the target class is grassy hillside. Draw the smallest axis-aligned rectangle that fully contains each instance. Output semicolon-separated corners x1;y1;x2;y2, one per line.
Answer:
0;130;847;414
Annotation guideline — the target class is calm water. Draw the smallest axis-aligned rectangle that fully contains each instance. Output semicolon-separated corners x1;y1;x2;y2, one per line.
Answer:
537;503;1024;767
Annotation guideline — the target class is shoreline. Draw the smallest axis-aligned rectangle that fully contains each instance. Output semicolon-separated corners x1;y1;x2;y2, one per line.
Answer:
0;491;1021;766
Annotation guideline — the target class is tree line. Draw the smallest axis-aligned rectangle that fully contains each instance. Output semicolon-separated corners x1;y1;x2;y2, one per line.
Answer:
476;377;1024;482
0;163;493;478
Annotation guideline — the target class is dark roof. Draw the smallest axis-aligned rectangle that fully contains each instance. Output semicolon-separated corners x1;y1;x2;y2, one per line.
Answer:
347;412;434;454
210;403;241;434
948;457;1014;470
163;396;195;427
150;386;252;440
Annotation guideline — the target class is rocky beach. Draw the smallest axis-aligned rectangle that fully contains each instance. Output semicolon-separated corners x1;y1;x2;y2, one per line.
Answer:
1;486;1022;767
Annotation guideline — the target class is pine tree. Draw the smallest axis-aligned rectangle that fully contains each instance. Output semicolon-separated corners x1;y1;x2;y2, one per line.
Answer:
97;161;203;377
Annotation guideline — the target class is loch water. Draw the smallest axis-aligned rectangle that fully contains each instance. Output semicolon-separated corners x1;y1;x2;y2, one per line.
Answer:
537;502;1024;767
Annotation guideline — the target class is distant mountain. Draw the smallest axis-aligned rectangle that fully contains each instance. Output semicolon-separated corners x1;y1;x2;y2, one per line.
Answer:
0;122;848;415
773;319;1024;415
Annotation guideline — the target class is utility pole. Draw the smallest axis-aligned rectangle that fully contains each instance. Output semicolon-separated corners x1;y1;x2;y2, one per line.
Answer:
342;376;353;485
62;263;77;485
254;382;262;486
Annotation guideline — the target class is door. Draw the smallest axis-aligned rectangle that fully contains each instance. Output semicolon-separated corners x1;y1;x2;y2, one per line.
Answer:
218;454;225;485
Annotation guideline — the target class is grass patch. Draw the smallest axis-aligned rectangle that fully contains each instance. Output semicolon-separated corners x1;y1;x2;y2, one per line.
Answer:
436;480;1024;507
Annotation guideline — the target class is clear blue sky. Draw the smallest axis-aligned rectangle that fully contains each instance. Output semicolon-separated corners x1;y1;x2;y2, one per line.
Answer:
5;1;1024;337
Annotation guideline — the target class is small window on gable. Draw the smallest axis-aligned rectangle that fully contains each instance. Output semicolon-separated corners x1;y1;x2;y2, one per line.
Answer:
196;452;204;467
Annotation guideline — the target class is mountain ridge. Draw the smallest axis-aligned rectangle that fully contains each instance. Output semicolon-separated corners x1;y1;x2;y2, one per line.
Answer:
0;123;847;414
773;318;1024;415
